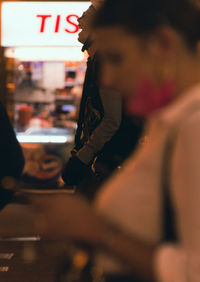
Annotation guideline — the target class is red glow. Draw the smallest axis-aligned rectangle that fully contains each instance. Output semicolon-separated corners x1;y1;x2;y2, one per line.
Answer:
36;14;79;34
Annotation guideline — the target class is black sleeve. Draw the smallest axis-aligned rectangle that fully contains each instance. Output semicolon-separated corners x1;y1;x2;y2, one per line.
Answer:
0;102;25;180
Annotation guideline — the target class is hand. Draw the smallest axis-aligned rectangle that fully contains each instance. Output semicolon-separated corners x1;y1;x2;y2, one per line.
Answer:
62;156;90;186
30;194;105;244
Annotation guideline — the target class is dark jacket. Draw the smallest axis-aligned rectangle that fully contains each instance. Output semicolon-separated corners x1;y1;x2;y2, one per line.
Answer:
62;55;144;193
0;102;25;210
75;55;104;151
75;55;144;168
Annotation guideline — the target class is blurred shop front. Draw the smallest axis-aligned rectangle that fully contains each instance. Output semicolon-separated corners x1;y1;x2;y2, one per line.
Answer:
0;1;90;185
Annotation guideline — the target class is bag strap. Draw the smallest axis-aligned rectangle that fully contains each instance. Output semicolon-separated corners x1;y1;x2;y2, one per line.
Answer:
162;105;200;242
162;131;177;241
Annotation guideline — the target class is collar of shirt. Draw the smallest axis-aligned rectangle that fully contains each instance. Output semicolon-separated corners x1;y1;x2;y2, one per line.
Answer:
150;83;200;127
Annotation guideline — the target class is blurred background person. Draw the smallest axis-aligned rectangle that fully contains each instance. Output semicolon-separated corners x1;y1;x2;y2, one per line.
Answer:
62;3;143;200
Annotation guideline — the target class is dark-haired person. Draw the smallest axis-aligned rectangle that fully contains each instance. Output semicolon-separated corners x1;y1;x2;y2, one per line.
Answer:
30;0;200;281
62;5;122;199
62;4;143;200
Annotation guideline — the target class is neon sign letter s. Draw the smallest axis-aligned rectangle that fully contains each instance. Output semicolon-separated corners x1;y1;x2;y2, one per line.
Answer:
65;14;79;33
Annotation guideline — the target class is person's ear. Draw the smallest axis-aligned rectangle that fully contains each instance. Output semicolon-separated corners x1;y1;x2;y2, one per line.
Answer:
143;27;180;84
146;27;180;59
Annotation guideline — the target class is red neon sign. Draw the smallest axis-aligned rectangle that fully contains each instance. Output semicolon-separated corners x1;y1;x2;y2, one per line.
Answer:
36;14;79;34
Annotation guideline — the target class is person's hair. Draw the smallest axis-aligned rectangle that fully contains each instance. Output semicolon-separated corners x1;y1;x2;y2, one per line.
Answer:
80;4;96;26
93;0;200;50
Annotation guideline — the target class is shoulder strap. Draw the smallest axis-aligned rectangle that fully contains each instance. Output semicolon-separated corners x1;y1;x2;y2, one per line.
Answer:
74;58;93;147
162;131;177;241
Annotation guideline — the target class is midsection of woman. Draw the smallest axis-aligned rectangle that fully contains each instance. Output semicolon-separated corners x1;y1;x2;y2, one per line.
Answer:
94;83;200;280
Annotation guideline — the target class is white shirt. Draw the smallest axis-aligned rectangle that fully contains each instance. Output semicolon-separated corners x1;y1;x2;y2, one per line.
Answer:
94;84;200;281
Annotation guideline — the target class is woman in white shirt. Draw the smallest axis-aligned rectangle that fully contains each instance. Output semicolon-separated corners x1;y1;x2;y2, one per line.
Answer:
31;0;200;281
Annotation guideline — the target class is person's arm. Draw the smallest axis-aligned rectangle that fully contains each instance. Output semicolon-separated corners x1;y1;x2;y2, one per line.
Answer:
30;193;157;281
76;88;122;164
98;224;157;281
62;88;122;185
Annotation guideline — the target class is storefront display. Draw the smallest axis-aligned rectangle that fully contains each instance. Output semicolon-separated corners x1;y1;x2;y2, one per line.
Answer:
0;1;90;184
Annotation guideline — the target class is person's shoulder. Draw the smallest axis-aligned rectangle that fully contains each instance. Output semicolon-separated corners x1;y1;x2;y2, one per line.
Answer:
174;109;200;144
157;84;200;126
181;109;200;130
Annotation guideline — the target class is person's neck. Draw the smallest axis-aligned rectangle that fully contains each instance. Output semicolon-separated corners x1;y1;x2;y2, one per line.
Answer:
175;52;200;97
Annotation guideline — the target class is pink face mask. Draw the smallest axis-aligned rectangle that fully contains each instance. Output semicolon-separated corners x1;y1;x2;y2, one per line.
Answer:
125;78;176;118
